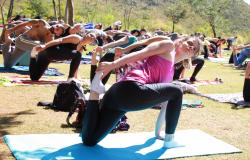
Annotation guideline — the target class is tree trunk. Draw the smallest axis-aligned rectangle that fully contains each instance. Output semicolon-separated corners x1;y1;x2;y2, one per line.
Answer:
67;0;74;26
58;0;62;20
64;0;68;23
172;21;175;32
52;0;57;20
0;0;7;25
0;0;7;43
7;0;14;22
210;22;217;37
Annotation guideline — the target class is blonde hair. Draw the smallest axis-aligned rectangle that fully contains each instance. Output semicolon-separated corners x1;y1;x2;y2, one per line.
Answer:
176;36;202;57
192;37;202;57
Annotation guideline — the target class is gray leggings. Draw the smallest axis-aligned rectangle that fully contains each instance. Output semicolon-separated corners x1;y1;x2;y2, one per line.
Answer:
2;35;39;68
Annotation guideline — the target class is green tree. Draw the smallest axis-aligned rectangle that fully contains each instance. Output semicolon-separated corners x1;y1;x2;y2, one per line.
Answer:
64;0;74;25
189;0;230;37
7;0;14;21
52;0;57;20
26;0;47;18
120;0;136;30
163;1;186;32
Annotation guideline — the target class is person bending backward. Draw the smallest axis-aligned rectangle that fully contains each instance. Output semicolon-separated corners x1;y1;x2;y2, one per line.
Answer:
29;34;95;81
173;57;205;82
81;36;201;148
243;63;250;102
232;44;250;67
2;19;65;68
90;35;171;86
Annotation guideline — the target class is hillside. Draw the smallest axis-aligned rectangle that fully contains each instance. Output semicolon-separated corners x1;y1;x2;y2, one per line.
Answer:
1;0;250;41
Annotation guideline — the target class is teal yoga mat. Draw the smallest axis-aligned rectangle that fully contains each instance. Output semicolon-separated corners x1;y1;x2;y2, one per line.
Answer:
4;129;241;160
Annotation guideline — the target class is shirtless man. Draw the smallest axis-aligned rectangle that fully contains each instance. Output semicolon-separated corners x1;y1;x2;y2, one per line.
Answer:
2;19;65;68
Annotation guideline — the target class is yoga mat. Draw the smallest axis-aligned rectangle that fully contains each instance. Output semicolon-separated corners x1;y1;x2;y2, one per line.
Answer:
198;92;250;108
208;57;228;63
0;65;64;76
179;79;223;86
1;75;65;86
4;129;241;160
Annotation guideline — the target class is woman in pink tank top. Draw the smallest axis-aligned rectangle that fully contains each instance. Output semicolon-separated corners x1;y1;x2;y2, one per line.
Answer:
82;36;201;149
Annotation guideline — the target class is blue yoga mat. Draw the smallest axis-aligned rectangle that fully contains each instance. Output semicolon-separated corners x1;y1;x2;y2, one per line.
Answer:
0;65;64;76
4;129;241;160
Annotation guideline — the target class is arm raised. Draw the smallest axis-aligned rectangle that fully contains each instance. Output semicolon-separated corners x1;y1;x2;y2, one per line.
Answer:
97;40;174;77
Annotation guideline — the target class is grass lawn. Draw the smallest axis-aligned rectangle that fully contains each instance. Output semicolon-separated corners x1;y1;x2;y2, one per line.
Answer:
0;53;250;160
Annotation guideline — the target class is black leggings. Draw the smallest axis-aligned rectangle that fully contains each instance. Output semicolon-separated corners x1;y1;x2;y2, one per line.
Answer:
174;57;205;81
81;81;183;146
29;45;82;80
203;45;209;59
243;78;250;102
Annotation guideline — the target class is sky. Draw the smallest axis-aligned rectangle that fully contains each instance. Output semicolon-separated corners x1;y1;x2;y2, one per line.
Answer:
244;0;250;5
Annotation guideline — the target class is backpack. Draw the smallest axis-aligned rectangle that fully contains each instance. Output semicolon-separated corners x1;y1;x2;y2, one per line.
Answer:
52;80;84;111
38;79;86;128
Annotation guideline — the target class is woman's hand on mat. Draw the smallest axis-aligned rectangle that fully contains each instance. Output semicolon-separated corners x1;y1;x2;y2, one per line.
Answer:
97;62;114;78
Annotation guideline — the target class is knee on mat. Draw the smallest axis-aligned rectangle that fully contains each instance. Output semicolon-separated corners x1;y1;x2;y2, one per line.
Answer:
3;61;14;68
30;75;40;81
82;138;97;146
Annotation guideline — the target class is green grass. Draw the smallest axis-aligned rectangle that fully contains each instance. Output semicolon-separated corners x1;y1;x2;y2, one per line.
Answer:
0;55;250;160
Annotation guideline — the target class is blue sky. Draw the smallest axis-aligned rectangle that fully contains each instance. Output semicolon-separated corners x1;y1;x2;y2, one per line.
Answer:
244;0;250;5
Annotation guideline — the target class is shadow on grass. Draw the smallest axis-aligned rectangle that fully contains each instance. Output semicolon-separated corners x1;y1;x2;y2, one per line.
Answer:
60;124;81;133
0;110;35;136
231;104;250;110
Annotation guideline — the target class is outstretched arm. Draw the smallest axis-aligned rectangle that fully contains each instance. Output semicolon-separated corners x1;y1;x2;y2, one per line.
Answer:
155;102;168;140
236;43;250;50
34;34;95;52
7;19;48;34
97;39;174;77
120;36;170;55
95;36;130;53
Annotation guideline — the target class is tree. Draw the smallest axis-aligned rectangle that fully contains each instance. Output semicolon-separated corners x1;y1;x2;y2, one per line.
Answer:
64;0;74;25
0;0;7;43
163;1;186;33
121;0;136;30
58;0;62;20
26;0;47;18
0;0;7;25
189;0;230;37
52;0;57;20
7;0;14;21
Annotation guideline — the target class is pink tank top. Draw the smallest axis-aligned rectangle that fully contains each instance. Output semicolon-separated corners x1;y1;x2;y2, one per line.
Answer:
119;55;174;84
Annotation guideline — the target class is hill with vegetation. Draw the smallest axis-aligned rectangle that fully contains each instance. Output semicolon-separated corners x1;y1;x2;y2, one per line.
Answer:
1;0;250;42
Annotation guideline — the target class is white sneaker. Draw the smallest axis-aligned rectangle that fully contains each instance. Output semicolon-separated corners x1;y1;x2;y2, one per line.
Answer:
90;71;105;94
